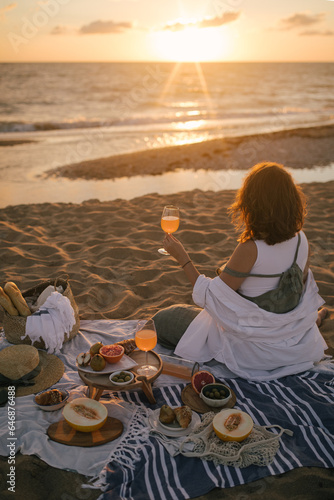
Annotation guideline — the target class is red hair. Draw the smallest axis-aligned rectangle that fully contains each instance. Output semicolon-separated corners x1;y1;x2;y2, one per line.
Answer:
229;162;307;245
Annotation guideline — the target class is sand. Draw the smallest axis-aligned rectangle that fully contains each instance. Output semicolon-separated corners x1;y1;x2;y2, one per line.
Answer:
0;126;333;499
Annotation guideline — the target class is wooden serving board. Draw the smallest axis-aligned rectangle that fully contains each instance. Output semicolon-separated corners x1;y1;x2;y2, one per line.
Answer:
47;417;123;447
181;384;236;414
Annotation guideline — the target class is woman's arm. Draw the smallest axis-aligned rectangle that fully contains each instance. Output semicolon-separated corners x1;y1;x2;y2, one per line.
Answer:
163;234;257;290
163;234;200;286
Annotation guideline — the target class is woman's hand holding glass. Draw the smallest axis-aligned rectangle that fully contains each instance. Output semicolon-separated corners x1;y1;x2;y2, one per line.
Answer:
163;233;190;265
158;205;180;255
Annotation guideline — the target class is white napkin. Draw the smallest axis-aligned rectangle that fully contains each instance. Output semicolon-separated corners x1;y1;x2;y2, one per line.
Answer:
24;291;76;354
30;285;64;312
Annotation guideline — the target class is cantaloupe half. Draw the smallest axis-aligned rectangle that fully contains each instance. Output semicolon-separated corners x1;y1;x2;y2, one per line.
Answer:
213;409;253;442
62;397;108;432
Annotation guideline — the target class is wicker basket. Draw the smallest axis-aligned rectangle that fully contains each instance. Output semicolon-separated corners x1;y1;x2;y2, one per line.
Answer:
3;277;80;350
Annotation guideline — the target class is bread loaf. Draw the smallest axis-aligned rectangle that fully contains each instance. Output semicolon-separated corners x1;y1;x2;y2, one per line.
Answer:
0;287;19;316
3;282;31;317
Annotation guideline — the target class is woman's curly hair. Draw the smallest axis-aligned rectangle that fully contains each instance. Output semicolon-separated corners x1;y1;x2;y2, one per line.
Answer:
229;162;307;245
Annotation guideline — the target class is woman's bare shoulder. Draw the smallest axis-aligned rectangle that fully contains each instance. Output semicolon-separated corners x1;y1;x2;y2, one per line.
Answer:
228;239;257;273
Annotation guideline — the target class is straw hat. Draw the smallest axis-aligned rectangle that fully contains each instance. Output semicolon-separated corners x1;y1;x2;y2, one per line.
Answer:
0;344;64;397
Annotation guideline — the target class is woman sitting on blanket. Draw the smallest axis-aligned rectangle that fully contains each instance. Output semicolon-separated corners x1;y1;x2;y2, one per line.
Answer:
154;162;328;381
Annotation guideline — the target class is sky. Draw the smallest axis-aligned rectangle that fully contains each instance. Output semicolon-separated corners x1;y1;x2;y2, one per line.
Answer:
0;0;333;62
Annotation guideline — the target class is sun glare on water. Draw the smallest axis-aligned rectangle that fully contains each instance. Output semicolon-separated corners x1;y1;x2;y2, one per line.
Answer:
153;24;230;62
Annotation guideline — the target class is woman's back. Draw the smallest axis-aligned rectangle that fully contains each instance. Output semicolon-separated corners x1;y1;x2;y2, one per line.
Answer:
238;231;309;297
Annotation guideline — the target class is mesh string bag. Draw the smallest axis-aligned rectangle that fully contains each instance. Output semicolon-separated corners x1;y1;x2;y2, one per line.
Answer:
179;412;293;468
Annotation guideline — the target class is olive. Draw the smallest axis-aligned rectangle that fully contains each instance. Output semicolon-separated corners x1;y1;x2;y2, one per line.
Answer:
125;376;131;381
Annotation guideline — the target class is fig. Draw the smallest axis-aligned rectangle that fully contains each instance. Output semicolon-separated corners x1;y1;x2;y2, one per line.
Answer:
90;354;106;371
90;342;103;357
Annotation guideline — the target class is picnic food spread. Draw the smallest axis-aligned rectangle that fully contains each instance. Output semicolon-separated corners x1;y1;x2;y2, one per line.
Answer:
90;354;106;371
100;344;124;364
110;371;133;383
76;352;91;367
76;340;136;371
213;409;254;442
191;370;215;394
35;389;64;406
62;398;108;432
0;282;31;317
159;405;192;429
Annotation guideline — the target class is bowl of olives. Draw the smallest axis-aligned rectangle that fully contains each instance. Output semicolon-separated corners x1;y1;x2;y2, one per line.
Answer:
109;370;134;386
200;383;232;408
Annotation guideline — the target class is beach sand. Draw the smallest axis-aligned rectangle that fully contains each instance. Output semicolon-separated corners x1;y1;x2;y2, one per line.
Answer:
0;127;333;499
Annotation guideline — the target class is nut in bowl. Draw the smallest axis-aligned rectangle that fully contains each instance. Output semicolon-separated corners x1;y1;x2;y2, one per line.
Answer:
109;370;134;386
99;344;125;364
200;383;232;408
34;389;69;411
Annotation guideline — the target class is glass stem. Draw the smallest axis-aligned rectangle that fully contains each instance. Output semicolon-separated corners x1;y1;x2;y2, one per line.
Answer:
145;350;148;367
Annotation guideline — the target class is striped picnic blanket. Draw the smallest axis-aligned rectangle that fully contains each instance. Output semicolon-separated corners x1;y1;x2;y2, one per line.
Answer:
100;371;334;500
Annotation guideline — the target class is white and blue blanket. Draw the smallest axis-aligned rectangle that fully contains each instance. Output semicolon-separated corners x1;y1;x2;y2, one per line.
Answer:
99;372;334;500
0;319;333;500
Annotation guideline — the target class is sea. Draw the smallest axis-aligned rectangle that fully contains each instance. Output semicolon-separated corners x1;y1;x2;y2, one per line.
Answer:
1;62;334;207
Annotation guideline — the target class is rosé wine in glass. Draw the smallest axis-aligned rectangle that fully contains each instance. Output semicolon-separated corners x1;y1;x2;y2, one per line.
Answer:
158;205;180;255
135;319;158;376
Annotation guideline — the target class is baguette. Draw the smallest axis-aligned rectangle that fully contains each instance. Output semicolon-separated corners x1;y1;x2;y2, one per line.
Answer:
0;287;19;316
3;282;31;317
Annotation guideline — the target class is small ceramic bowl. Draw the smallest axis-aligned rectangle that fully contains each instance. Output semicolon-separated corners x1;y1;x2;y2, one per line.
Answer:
109;370;134;386
200;383;232;408
100;344;125;364
34;389;69;412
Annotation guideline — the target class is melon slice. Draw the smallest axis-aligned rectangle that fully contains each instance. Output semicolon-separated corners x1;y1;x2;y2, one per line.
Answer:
62;397;108;433
213;409;253;442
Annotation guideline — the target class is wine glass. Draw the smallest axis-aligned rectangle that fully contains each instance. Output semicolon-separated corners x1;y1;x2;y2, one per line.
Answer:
158;205;180;255
135;319;158;376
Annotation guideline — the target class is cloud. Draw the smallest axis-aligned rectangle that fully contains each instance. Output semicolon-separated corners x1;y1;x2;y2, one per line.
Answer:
300;29;334;36
51;25;69;35
280;12;326;30
0;2;17;20
163;12;240;32
79;20;133;35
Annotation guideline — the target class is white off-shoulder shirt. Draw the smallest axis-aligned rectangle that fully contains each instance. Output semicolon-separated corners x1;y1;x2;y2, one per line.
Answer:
174;270;327;381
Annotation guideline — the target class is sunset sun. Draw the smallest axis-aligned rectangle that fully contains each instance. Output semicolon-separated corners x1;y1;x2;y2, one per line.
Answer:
153;26;231;62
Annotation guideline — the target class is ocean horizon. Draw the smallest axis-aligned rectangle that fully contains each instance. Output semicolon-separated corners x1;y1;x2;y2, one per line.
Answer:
1;61;334;207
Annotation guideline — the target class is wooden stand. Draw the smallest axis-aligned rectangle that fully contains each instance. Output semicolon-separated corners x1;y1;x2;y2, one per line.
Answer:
78;350;162;404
